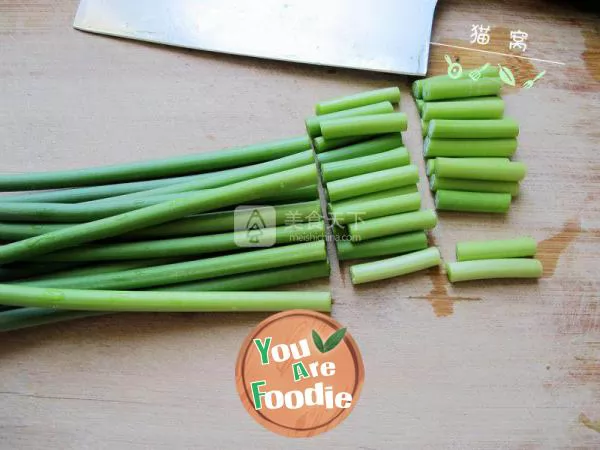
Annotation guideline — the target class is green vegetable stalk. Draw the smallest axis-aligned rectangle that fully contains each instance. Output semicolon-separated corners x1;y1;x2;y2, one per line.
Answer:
332;185;418;209
0;309;107;332
435;190;512;214
348;210;437;242
434;158;526;182
337;231;428;261
85;149;315;205
13;240;327;289
412;80;424;99
330;192;421;225
33;222;326;262
446;259;543;282
0;173;204;204
327;165;419;202
424;138;518;158
127;201;321;239
0;286;332;312
306;102;394;138
0;164;318;263
317;134;403;164
0;136;311;191
313;136;370;153
421;120;430;137
430;176;520;196
426;159;436;176
421;78;501;101
422;97;504;120
257;185;319;203
156;261;330;291
0;201;322;240
321;113;408;140
456;237;537;261
321;148;410;182
414;66;500;99
350;247;441;284
24;258;180;282
315;87;400;115
428;118;519;139
0;262;79;282
0;262;331;332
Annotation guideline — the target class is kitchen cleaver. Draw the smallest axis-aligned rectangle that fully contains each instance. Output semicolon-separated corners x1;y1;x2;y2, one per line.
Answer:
74;0;438;76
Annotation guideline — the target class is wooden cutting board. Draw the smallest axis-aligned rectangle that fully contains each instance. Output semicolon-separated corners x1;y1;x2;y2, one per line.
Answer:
0;0;598;447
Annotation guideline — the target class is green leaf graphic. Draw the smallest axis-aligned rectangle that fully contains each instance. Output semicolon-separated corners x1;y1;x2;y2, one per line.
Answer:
323;327;347;353
498;65;516;86
312;329;325;353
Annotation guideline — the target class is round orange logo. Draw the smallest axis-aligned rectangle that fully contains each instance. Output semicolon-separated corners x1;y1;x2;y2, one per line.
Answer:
235;310;364;437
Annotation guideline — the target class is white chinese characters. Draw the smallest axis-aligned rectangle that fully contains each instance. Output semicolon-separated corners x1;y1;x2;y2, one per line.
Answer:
470;24;491;45
509;30;528;52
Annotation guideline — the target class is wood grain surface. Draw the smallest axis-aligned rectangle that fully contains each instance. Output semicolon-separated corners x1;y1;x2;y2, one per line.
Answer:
0;0;598;448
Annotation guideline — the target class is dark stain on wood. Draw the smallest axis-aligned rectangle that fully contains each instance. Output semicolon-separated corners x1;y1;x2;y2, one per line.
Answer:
579;413;600;434
408;234;480;317
427;267;457;317
582;28;600;82
537;217;581;277
410;267;481;318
